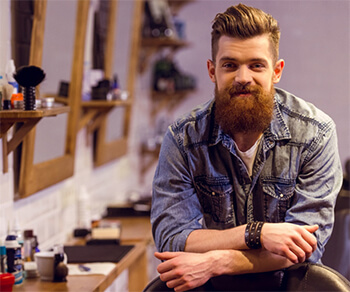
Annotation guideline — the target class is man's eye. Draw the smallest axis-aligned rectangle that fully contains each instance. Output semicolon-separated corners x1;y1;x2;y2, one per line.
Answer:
222;63;237;69
251;63;265;70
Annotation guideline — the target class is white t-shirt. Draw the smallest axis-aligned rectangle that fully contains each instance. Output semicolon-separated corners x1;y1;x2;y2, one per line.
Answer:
234;135;262;176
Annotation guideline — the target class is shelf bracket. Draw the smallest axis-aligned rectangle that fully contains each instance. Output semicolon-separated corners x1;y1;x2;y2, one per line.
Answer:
79;106;114;147
79;108;100;130
79;107;114;131
1;118;41;173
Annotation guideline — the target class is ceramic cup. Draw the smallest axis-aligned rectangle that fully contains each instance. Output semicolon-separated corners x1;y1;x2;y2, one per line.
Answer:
34;251;67;281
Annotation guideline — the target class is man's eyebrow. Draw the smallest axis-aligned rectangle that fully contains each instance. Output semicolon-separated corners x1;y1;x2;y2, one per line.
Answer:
250;58;269;64
218;57;269;64
218;56;238;63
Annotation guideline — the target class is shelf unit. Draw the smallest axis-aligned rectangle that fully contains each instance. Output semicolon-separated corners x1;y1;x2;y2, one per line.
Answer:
86;0;143;167
0;106;70;173
139;0;195;181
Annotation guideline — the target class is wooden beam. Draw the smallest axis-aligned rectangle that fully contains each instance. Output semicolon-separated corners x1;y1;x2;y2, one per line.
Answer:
104;0;118;80
6;119;40;154
2;133;8;173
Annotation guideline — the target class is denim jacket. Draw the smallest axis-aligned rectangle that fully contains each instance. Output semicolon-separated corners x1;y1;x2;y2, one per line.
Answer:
151;88;343;263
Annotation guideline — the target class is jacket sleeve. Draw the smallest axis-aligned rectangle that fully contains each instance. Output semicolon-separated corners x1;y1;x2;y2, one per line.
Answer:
151;127;203;252
285;121;343;263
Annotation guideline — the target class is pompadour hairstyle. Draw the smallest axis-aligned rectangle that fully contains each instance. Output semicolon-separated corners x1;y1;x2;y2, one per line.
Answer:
211;3;280;63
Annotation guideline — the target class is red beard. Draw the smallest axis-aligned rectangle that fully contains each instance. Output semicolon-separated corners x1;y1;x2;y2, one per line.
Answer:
215;83;275;136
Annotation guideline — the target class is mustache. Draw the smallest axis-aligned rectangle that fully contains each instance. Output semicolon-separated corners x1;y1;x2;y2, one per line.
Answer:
227;84;262;96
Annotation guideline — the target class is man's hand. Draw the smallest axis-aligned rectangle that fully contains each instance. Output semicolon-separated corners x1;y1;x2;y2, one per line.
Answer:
261;223;318;264
155;251;215;292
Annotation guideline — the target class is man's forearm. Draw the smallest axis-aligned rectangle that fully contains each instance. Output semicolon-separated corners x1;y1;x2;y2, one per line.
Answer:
155;249;294;291
184;222;318;264
184;225;247;252
210;249;294;276
184;226;295;274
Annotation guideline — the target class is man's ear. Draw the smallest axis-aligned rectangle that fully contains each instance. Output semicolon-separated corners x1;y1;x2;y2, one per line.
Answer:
273;59;285;84
207;59;216;83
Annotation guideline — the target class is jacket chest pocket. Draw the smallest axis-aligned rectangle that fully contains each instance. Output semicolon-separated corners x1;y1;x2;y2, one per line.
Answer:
262;179;295;222
195;177;234;225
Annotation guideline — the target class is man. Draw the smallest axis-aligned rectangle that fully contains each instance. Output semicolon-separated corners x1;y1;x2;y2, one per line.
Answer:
151;4;342;291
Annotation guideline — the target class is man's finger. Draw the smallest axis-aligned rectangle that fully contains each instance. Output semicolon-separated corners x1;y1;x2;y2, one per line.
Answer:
155;251;182;261
303;224;319;234
159;269;178;282
300;228;318;252
289;244;306;263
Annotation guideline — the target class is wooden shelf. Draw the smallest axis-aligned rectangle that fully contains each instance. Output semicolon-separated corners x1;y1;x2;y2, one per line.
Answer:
0;106;69;124
139;37;190;73
79;99;132;133
0;105;70;173
81;99;131;108
150;89;194;120
54;96;69;105
141;37;189;48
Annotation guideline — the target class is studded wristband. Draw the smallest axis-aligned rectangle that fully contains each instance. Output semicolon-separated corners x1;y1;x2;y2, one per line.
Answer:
245;221;265;249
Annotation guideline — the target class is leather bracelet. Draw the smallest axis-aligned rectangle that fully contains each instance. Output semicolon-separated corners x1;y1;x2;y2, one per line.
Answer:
245;221;265;249
245;222;252;248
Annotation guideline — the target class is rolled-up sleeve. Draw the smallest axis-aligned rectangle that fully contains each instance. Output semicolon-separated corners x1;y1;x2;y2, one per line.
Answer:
151;128;203;252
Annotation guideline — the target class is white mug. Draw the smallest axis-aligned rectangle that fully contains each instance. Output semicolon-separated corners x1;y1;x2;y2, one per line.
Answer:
34;251;67;281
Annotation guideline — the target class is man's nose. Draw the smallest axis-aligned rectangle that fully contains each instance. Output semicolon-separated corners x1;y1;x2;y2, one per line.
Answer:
235;66;252;85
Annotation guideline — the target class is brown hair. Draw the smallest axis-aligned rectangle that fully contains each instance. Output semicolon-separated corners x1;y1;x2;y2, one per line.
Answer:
211;3;280;63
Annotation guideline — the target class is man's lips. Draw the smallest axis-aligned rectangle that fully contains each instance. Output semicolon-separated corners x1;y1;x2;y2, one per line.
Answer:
235;91;252;96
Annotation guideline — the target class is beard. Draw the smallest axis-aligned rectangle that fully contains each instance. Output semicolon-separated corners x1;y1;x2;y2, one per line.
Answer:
214;83;275;137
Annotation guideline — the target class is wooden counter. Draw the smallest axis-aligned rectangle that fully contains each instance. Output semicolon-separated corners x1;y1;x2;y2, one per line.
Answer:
14;216;153;292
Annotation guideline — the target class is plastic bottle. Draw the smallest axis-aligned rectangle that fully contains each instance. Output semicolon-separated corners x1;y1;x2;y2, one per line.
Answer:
5;235;23;285
106;75;121;101
23;230;35;262
5;60;18;94
0;239;7;274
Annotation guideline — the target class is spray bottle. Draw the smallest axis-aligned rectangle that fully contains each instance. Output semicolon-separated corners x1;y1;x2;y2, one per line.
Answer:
5;234;23;285
5;60;18;94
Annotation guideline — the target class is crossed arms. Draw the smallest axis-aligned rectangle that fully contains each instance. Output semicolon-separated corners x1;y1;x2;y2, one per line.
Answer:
155;223;318;292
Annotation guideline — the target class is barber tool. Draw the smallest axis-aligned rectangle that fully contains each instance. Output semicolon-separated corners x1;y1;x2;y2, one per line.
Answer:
13;66;46;110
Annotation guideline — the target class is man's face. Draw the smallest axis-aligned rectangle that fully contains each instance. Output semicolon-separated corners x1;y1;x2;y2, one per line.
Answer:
208;34;284;93
207;34;284;135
